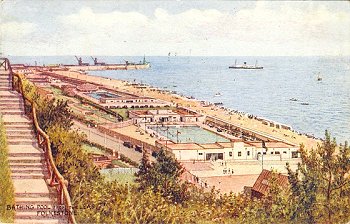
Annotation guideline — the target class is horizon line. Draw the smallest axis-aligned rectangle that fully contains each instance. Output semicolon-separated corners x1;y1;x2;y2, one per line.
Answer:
4;54;350;57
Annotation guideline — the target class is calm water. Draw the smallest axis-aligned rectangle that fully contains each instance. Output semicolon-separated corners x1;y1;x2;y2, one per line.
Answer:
87;92;121;100
9;56;350;143
148;125;230;144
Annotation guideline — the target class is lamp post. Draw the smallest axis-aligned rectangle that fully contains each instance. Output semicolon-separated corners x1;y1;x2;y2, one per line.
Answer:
261;141;267;171
176;130;181;143
261;149;264;171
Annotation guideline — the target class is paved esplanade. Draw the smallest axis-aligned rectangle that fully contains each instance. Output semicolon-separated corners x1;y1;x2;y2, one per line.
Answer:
0;68;67;223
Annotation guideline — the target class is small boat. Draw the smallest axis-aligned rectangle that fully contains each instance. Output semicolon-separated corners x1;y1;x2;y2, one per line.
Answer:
289;98;298;101
214;92;222;97
301;102;309;105
229;60;263;69
314;72;323;81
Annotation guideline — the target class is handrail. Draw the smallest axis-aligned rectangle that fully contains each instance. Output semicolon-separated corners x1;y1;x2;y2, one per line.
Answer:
0;58;12;73
9;65;77;223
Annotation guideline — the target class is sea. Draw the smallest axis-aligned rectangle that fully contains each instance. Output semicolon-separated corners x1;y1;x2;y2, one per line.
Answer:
8;56;350;143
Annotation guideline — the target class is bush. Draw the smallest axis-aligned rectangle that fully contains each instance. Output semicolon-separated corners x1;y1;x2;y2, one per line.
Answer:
0;116;15;222
120;154;139;167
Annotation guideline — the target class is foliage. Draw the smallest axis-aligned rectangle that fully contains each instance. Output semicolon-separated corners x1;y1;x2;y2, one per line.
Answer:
36;99;73;132
21;76;40;103
287;131;350;224
110;159;129;168
237;171;295;224
83;140;113;155
101;171;135;183
135;149;189;204
0;116;15;222
135;149;152;187
46;125;102;191
120;153;139;167
71;113;98;127
18;76;73;131
82;144;105;155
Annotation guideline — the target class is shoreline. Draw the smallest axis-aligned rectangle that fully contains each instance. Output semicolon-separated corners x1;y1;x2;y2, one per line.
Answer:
52;70;320;150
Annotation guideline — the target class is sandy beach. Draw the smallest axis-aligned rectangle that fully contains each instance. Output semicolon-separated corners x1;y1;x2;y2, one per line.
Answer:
54;70;320;150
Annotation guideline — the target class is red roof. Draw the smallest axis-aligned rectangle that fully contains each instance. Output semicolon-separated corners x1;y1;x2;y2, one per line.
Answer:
251;169;289;196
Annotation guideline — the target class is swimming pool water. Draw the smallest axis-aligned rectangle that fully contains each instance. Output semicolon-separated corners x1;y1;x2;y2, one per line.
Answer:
87;92;120;100
149;125;229;144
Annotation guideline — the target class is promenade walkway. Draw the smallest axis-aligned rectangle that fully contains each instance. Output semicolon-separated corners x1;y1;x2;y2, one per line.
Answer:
0;68;67;223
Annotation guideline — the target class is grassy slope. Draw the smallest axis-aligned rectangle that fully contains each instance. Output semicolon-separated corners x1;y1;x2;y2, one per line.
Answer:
82;144;106;155
0;116;15;222
100;170;136;184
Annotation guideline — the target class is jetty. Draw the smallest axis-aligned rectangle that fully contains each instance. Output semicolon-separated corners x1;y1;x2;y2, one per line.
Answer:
65;63;150;71
69;55;150;71
11;56;150;74
0;58;75;223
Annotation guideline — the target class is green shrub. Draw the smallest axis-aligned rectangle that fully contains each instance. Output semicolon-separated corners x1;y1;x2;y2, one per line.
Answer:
0;116;15;222
120;153;139;167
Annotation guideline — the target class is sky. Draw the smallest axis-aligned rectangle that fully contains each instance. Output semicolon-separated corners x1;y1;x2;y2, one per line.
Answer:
0;0;350;56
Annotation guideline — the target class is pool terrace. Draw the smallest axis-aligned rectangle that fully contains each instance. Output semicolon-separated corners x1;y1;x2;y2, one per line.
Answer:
148;125;230;144
86;91;121;100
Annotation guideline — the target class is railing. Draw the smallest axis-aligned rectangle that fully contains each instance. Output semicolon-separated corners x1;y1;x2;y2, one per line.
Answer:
8;61;77;224
0;58;12;72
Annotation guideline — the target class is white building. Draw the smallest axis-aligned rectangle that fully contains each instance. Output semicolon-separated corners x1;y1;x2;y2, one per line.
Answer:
156;140;299;162
76;90;172;109
129;108;205;124
247;141;300;160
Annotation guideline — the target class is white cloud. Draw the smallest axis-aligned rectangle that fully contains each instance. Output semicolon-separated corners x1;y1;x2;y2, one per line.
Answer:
0;21;38;55
0;21;37;40
2;2;350;56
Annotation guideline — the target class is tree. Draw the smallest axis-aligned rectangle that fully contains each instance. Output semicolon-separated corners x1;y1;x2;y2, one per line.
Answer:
20;77;73;131
37;99;73;132
135;149;152;191
135;149;189;203
287;131;350;223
